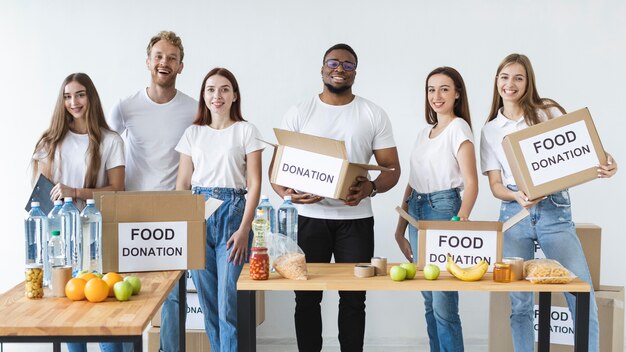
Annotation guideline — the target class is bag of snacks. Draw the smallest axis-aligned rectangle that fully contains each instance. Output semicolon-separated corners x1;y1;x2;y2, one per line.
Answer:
523;259;577;284
267;233;308;280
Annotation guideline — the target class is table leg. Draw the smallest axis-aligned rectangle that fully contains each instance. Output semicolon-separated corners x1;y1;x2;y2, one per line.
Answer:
573;292;590;352
537;292;551;352
53;341;61;352
134;335;143;352
237;290;256;352
179;273;186;352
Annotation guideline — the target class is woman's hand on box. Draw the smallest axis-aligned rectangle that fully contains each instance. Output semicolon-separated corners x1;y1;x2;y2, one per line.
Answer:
598;153;618;178
513;190;544;209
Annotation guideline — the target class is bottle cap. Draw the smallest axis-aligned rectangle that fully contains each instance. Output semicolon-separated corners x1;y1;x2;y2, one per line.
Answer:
54;200;63;206
86;199;95;205
450;216;461;221
261;194;269;200
51;230;61;236
256;209;265;216
495;263;510;268
284;195;292;201
31;201;40;207
64;197;73;202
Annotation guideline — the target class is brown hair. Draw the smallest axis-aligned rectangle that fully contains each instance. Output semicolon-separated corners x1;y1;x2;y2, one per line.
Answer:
193;67;246;126
425;66;472;130
146;31;184;62
486;53;565;126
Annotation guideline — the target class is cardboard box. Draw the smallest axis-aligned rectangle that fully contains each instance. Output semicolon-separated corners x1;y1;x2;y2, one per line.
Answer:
502;107;606;200
417;220;503;272
489;286;624;351
95;191;211;273
268;128;391;200
152;291;265;328
148;327;211;352
534;224;601;290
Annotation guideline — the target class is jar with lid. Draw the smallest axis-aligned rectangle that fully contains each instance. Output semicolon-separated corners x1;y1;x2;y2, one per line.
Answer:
493;262;511;283
25;264;44;299
250;247;269;280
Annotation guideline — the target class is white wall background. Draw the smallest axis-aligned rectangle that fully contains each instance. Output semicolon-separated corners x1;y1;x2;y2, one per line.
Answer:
2;0;625;346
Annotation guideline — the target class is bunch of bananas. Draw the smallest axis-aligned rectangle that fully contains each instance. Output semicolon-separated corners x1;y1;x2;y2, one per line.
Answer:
446;254;488;281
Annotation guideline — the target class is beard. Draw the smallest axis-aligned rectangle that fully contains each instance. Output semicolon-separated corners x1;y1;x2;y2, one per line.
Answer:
151;70;177;89
324;82;352;94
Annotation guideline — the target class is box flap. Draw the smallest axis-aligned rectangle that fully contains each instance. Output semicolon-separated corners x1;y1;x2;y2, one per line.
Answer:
350;162;394;172
99;191;206;222
417;219;503;231
274;128;348;159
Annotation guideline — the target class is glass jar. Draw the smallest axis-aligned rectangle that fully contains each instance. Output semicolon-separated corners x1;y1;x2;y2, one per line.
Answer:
250;247;269;280
493;263;511;283
25;264;44;299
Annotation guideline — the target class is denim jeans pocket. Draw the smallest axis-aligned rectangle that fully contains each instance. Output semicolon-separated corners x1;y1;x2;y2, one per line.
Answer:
548;190;571;208
428;193;459;213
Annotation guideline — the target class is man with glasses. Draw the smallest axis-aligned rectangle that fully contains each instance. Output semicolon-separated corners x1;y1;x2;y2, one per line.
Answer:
271;43;401;351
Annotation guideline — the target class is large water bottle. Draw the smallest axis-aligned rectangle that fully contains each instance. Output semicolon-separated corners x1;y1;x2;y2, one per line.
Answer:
60;197;81;276
44;199;63;286
80;199;102;274
257;195;276;233
277;195;298;243
24;202;48;266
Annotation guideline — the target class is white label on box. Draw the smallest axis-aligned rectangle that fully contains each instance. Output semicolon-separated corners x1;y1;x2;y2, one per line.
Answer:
118;221;188;272
186;292;204;330
518;120;599;186
186;270;196;291
424;229;498;272
275;146;344;198
534;241;546;259
533;305;574;345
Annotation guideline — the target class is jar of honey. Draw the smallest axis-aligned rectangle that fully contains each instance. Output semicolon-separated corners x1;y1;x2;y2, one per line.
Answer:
493;263;511;283
250;247;269;280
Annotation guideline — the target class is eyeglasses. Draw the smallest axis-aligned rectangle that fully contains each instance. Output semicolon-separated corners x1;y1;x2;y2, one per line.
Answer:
325;59;357;72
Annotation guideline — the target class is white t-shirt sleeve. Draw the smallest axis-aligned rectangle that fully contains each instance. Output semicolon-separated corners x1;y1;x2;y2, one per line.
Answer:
480;126;501;175
244;123;265;154
105;132;126;170
174;126;193;156
372;109;396;150
451;119;474;156
107;100;126;135
281;106;300;132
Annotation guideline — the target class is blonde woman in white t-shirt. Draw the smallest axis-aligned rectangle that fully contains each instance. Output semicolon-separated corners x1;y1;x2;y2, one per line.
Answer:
175;67;264;352
394;67;477;352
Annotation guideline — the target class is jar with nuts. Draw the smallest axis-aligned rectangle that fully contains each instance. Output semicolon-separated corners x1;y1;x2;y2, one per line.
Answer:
25;264;44;299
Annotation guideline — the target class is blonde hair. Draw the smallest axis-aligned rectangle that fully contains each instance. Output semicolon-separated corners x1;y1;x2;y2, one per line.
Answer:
486;53;565;126
146;30;184;62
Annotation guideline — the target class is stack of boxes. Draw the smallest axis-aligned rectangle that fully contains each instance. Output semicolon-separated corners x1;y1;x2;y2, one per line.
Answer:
147;271;265;351
488;224;624;351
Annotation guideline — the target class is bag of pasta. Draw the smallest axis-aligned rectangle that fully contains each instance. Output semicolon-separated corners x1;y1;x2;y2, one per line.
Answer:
266;233;308;280
523;259;577;284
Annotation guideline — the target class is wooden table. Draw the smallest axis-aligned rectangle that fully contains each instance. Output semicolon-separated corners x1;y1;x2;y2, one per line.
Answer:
0;270;186;352
237;263;591;352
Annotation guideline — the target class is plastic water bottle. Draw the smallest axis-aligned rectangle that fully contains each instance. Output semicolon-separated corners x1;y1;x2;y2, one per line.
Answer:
257;195;276;233
24;202;48;266
48;230;66;267
80;199;102;274
277;195;298;243
60;197;81;276
44;200;63;286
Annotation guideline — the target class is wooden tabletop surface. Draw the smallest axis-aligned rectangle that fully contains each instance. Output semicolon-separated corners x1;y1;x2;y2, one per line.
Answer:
237;263;591;293
0;270;182;336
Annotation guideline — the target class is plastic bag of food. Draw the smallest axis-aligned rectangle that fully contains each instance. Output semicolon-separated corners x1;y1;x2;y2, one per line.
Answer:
523;259;577;284
267;233;308;280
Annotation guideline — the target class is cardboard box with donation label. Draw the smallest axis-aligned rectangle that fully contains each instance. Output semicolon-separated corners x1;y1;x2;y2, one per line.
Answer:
94;191;222;273
267;128;393;200
502;107;606;200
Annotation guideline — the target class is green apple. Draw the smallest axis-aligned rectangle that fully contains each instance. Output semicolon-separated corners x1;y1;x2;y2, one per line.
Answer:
113;281;133;301
92;271;103;279
423;264;441;280
400;263;417;280
390;266;407;281
124;276;142;295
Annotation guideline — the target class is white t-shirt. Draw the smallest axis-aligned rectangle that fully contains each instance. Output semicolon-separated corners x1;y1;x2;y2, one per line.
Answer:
108;89;197;191
480;107;561;186
408;118;474;193
175;122;265;189
34;130;125;189
281;95;396;220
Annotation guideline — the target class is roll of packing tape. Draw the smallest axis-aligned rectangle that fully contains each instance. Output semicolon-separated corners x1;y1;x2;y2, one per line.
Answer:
371;256;387;276
354;264;376;278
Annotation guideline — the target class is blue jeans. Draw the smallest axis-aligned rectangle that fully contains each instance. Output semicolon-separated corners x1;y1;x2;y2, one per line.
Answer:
407;188;464;352
190;186;249;352
159;274;187;352
67;343;131;352
499;187;599;352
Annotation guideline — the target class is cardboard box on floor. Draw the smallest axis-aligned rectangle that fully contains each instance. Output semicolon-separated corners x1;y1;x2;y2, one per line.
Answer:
151;291;265;328
502;107;606;200
148;327;210;352
94;191;218;273
489;286;624;351
267;128;392;200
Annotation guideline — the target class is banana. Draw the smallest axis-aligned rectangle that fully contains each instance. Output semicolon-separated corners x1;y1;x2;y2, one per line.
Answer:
446;254;489;281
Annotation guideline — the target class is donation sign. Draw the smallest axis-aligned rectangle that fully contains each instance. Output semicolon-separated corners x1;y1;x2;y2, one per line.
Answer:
518;120;599;186
275;146;344;197
424;229;499;272
534;305;575;346
118;221;188;272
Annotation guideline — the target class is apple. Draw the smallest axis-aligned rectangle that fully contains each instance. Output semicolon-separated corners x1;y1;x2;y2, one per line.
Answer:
423;264;441;280
124;276;142;295
400;263;417;279
390;266;407;281
92;271;103;279
76;270;89;278
113;281;133;301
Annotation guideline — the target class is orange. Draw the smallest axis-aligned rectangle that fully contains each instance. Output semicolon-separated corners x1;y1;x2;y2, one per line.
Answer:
102;272;124;297
78;272;97;282
84;278;109;303
65;278;87;301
